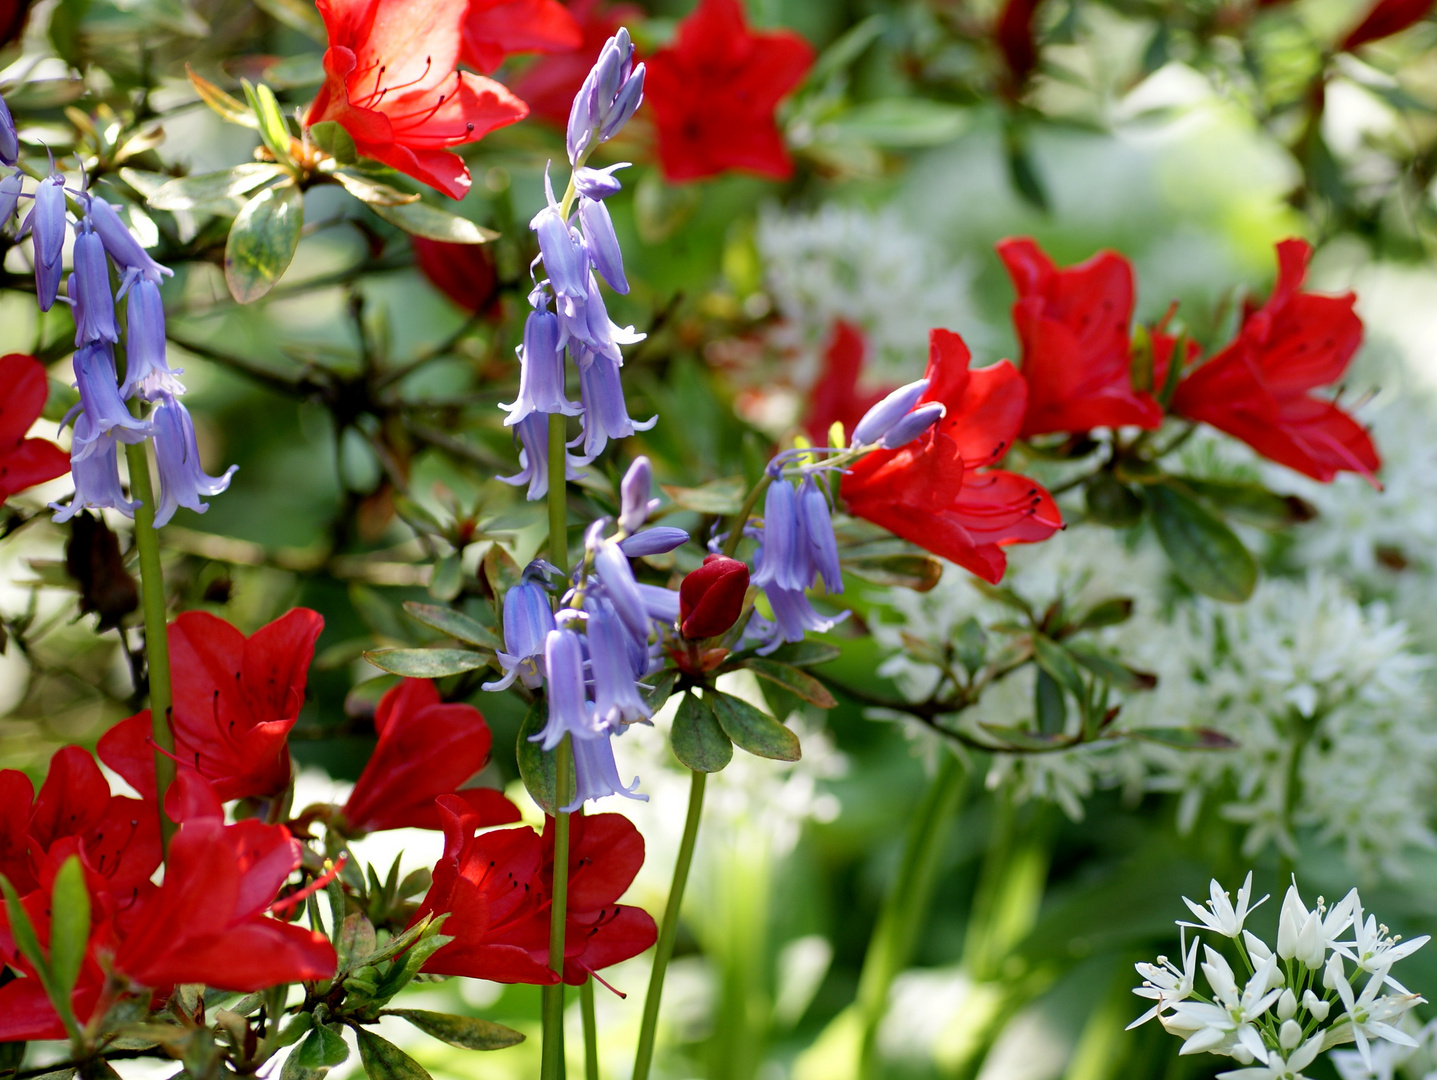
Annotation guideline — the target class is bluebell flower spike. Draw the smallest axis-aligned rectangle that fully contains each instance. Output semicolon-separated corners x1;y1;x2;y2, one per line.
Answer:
0;170;23;225
27;174;68;312
502;305;581;426
498;412;589;501
619;527;689;558
586;597;652;727
618;455;660;533
579;197;628;294
87;197;171;282
799;478;843;593
573;163;629;201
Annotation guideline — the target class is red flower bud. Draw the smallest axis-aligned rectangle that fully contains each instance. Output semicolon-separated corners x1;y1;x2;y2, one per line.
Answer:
679;554;750;639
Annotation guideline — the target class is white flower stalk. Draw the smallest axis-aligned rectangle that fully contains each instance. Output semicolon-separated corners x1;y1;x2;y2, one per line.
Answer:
1133;875;1427;1077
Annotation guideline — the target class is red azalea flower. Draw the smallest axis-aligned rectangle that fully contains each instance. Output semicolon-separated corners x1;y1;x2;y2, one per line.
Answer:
510;0;644;127
1341;0;1434;50
804;321;896;445
1170;239;1378;484
114;814;336;991
995;0;1042;96
461;0;582;74
340;678;521;834
996;237;1161;438
643;0;814;182
0;353;70;504
98;608;324;803
412;236;500;315
841;329;1064;584
306;0;529;199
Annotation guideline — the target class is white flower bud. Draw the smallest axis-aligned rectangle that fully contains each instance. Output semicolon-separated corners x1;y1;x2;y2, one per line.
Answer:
1244;930;1273;964
1277;988;1297;1021
1279;1019;1303;1051
1278;885;1306;959
1303;989;1331;1021
1324;952;1345;992
1299;911;1324;968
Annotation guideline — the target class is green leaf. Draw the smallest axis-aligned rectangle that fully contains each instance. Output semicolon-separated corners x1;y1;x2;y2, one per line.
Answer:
742;658;837;708
708;690;800;762
1065;642;1157;692
1073;598;1134;632
831;99;969;148
337;911;379;970
1145;483;1257;603
335;171;421;207
186;64;259;128
252;0;326;41
362;648;489;678
660;476;746;515
483;544;523;599
241;79;294;166
1176;476;1317;529
296;1025;350;1069
0;1042;25;1076
0;875;54;1003
806;13;885;86
355;1028;434;1080
48;856;90;1004
1032;635;1085;697
224;182;304;304
517;699;557;815
309;121;358;165
381;1010;524;1051
954;616;988;677
1033;668;1067;735
978;724;1074;751
402;602;501;650
1123;727;1238;750
765;641;842;667
841;553;943;592
1005;125;1050;212
369;201;498;244
427;555;462;602
670;693;733;773
641;668;678;713
1084;472;1143;527
147;163;289;212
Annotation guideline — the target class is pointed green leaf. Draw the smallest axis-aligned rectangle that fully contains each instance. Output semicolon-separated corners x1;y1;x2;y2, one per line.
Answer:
517;699;557;815
841;553;943;592
309;121;357;165
978;724;1074;751
641;668;678;712
369;201;498;244
0;875;54;998
1176;476;1317;529
742;658;837;708
241;79;294;166
362;648;489;678
148;164;289;211
1065;643;1157;692
427;555;462;602
224;181;304;303
296;1025;349;1069
483;544;522;599
1073;598;1134;632
1032;635;1085;698
1033;668;1067;735
381;1010;524;1051
765;641;842;667
1084;472;1143;527
1146;483;1257;603
660;476;746;515
355;1027;434;1080
831;99;969;147
670;692;733;773
1123;727;1238;750
48;855;90;1003
186;65;258;128
708;690;800;762
335;171;420;207
402;602;501;650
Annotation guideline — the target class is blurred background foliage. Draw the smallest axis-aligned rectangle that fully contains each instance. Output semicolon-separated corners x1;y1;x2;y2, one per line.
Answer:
4;0;1437;1077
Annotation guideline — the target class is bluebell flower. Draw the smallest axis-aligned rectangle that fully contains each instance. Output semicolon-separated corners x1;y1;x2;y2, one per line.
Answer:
566;27;645;165
498;412;588;501
484;571;557;691
148;393;237;527
0;94;17;167
502;304;580;427
49;413;139;522
573;163;628;201
576;347;655;457
69;227;119;347
586;597;651;727
578;197;627;294
751;478;806;591
86;197;170;284
0;170;23;225
637;583;680;625
798;477;843;593
851;378;930;446
26;174;67;312
750;586;846;655
618;455;657;533
118;278;185;400
69;344;152;458
566;729;645;811
592;538;650;644
534;626;601;750
880;402;944;449
531;172;588;301
619;526;689;558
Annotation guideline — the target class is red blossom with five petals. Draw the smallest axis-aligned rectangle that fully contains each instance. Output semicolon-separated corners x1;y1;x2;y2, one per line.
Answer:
0;353;70;504
461;0;581;74
510;0;644;126
643;0;814;182
306;0;529;199
1170;239;1378;484
98;608;324;804
340;678;521;834
996;237;1162;438
841;329;1063;584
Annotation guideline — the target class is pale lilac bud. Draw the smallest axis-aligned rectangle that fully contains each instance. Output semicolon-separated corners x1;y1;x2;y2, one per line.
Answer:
566;730;644;811
0;170;22;224
619;527;688;558
50;414;139;523
70;344;151;458
587;597;650;727
120;278;184;400
598;65;644;142
879;401;945;449
0;94;17;167
87;197;170;282
566;29;642;164
534;627;598;750
69;229;118;346
503;306;580;426
798;478;842;593
573;164;627;201
149;393;236;527
579;197;627;294
618;455;656;532
851;378;930;446
28;174;67;311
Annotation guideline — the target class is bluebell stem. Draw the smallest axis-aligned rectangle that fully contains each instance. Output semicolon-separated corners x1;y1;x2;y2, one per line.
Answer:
586;597;651;727
70;343;152;457
118;278;185;400
148;393;237;528
578;197;627;294
49;414;139;522
499;412;588;500
567;730;644;812
486;568;559;691
618;455;657;533
69;227;119;346
535;626;600;750
87;197;171;283
27;173;67;312
565;27;644;166
502;305;580;426
798;478;843;593
0;171;22;224
619;527;689;558
851;378;930;446
0;93;17;167
880;401;944;449
576;347;654;457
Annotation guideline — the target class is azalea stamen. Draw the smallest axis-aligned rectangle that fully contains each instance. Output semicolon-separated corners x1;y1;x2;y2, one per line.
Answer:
270;854;348;916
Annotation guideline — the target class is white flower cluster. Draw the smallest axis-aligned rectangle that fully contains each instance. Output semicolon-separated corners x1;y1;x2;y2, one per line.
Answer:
755;201;990;388
1131;873;1429;1079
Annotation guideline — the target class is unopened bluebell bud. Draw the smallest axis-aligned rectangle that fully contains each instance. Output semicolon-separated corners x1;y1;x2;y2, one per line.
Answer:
879;401;945;449
503;306;579;426
566;28;644;164
579;197;628;294
119;278;185;400
618;455;656;533
851;378;930;446
149;393;236;527
50;414;140;523
70;344;151;457
598;66;644;142
0;170;22;223
29;174;67;311
87;197;170;283
69;229;119;347
619;527;688;558
798;478;843;592
0;94;17;167
535;627;597;750
573;164;627;201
